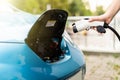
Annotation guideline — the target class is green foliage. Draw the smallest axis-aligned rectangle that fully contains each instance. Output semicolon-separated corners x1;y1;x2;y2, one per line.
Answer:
68;1;78;16
95;6;105;15
68;0;92;16
8;0;93;16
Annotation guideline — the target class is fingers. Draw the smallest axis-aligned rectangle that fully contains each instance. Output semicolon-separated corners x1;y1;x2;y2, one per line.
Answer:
88;17;97;22
89;16;104;22
88;14;112;24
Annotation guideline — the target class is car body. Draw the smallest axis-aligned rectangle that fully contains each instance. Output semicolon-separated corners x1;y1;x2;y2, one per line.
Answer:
0;2;86;80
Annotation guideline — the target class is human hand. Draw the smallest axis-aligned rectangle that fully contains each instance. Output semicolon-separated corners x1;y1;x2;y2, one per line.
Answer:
89;14;112;24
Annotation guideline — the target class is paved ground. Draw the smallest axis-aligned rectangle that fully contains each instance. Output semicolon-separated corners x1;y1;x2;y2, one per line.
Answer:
66;28;120;80
68;32;120;80
84;53;120;80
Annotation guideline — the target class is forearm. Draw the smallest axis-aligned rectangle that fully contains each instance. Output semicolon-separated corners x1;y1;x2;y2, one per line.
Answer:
105;0;120;19
89;0;120;24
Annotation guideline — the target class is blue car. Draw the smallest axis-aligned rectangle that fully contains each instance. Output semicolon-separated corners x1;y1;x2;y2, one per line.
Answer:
0;3;86;80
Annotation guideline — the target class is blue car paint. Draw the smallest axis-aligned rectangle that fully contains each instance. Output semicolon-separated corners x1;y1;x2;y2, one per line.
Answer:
0;37;85;80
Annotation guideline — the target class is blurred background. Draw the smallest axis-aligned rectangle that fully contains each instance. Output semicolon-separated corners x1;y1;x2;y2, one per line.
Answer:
1;0;120;80
8;0;108;15
6;0;120;52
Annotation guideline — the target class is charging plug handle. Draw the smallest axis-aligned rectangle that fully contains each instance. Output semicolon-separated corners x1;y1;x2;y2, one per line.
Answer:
104;23;120;41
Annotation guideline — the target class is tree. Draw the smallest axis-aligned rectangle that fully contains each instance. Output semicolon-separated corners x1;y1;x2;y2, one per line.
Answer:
68;0;92;16
68;1;78;16
8;0;92;16
95;6;105;15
